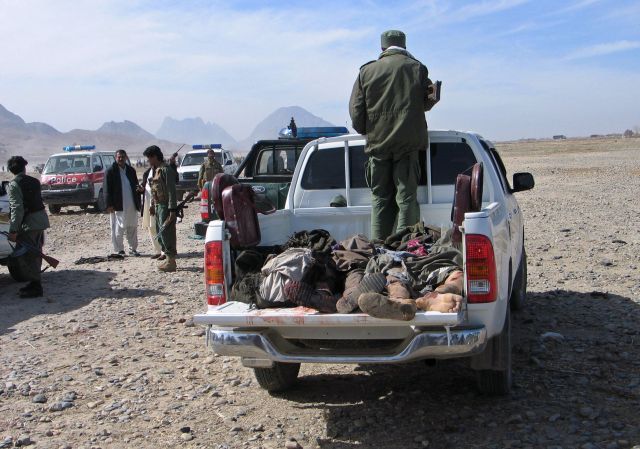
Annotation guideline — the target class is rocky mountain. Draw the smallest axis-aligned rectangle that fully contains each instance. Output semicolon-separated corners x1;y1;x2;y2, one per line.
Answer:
0;104;178;164
97;120;155;140
156;117;236;147
239;106;336;150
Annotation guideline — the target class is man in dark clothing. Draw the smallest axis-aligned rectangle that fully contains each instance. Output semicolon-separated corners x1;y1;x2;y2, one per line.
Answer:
105;149;141;256
144;145;178;272
349;30;439;241
6;156;50;298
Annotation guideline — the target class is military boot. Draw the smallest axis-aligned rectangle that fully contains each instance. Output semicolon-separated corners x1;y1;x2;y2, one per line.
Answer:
358;293;416;321
158;256;177;272
19;281;43;298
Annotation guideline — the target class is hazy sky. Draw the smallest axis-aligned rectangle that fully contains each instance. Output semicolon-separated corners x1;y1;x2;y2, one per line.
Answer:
1;0;639;141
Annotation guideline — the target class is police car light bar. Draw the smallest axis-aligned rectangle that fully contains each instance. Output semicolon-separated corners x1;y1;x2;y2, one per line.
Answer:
278;127;349;139
192;144;222;150
63;145;96;152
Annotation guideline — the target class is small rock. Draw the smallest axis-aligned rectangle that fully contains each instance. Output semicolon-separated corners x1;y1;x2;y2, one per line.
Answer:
581;443;598;449
506;414;523;424
181;433;193;441
285;441;302;449
579;406;594;418
15;434;33;446
540;332;565;342
62;391;77;402
32;394;47;403
180;426;191;433
48;401;73;412
0;437;12;449
600;259;613;267
548;413;562;422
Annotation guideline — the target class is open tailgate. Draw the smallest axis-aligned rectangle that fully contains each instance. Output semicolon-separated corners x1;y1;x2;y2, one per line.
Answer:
193;301;464;328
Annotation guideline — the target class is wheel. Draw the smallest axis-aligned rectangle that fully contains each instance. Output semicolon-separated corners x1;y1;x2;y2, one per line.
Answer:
510;250;527;311
7;258;28;282
48;204;61;214
476;308;512;395
94;189;106;212
253;362;300;393
80;204;89;211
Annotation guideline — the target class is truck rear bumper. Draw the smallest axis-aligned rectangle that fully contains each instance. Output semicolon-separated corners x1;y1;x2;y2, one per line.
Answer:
204;326;487;367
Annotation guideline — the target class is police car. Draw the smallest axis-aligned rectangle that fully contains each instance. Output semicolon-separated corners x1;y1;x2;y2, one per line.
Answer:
176;144;237;197
40;145;116;214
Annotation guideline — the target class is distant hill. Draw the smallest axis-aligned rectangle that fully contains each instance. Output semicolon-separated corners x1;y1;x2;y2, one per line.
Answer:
238;106;336;151
0;104;179;164
97;120;155;140
156;117;236;147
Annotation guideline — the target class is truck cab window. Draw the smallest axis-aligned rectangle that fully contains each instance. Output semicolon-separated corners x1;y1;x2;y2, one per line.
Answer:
301;146;345;190
430;142;477;185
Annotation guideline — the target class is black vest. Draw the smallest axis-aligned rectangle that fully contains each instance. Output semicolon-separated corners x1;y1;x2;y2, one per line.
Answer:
17;175;45;214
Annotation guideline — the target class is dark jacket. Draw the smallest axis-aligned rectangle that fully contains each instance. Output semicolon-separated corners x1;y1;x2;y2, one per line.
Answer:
8;173;49;233
105;163;141;211
349;48;436;159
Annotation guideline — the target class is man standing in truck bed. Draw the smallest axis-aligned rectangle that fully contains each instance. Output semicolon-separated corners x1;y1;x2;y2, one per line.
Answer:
349;30;439;240
197;148;223;190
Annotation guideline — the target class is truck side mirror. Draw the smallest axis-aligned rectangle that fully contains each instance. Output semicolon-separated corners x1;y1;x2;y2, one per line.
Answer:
512;172;534;192
225;159;233;166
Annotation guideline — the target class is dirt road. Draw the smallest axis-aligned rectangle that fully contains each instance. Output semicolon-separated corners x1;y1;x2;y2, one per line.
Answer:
1;138;639;449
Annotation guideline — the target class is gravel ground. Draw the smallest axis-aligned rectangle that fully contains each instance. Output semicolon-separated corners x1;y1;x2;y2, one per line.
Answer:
1;138;639;449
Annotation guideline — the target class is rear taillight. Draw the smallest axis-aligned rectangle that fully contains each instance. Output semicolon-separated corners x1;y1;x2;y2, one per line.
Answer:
205;241;226;305
200;186;209;221
465;234;497;303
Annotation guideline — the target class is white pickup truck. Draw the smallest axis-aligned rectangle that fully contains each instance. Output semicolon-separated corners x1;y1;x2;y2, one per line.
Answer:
193;130;534;395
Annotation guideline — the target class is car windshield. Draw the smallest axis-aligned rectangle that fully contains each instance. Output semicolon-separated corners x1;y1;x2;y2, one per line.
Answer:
43;155;92;174
181;153;221;166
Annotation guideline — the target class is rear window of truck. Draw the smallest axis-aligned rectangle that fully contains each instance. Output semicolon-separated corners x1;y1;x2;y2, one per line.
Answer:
302;142;472;191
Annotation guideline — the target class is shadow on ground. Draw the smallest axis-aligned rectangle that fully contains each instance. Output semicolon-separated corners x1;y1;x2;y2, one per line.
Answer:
0;269;163;335
271;290;640;449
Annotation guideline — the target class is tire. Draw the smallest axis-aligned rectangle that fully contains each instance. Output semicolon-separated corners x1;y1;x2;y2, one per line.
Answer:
94;189;106;212
510;250;527;311
476;308;512;395
253;362;301;393
48;204;61;214
7;258;28;282
80;204;89;211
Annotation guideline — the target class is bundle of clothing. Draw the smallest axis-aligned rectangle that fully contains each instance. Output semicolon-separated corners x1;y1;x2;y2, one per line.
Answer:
231;223;464;321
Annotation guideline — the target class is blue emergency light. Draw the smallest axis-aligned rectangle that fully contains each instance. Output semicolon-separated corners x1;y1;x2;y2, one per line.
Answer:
63;145;96;152
278;127;349;139
192;144;222;150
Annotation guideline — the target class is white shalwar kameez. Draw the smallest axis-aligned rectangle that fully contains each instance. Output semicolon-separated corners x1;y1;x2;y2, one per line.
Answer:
110;166;138;253
142;169;162;254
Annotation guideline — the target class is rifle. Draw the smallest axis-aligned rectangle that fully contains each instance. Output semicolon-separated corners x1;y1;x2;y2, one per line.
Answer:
1;231;60;269
172;143;186;160
154;191;196;240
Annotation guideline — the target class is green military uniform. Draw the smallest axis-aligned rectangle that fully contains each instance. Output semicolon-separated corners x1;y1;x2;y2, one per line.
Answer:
9;173;50;283
349;32;438;241
150;162;177;261
197;157;223;189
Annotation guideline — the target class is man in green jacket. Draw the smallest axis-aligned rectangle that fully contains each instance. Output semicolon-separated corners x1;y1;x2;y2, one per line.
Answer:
197;149;223;190
143;145;178;272
6;156;50;297
349;30;439;241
